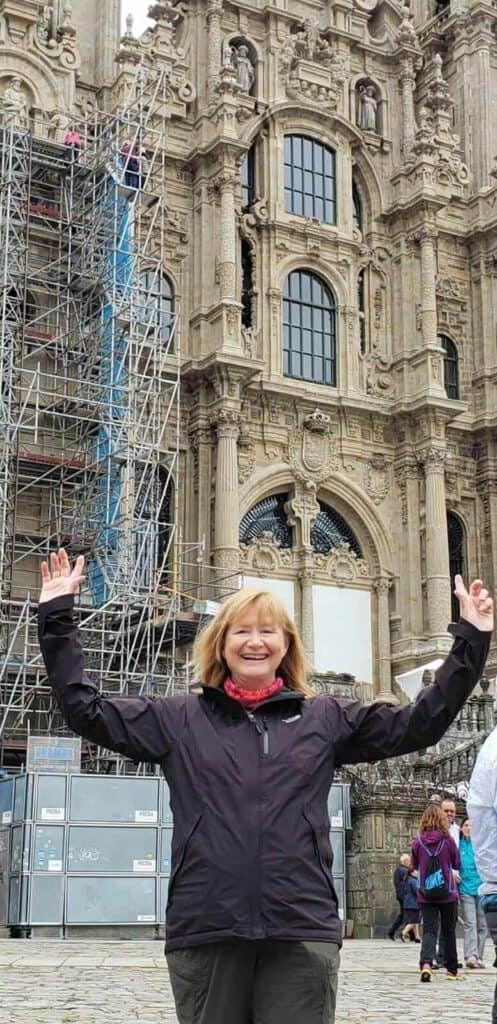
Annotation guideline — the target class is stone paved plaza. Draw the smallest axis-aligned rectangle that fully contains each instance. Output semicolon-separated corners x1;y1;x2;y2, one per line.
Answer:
0;938;494;1023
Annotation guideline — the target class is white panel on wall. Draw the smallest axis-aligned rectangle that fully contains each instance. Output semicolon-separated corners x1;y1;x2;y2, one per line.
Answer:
312;585;372;681
242;576;295;619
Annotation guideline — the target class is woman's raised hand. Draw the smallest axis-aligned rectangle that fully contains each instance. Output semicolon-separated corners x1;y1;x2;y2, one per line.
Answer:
454;575;494;632
39;547;85;605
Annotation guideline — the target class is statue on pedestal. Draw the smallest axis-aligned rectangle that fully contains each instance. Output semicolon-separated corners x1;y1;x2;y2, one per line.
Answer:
358;85;378;132
1;78;29;129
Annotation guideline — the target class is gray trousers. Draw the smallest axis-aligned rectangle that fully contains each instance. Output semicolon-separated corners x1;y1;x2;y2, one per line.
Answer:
166;938;340;1024
459;893;488;961
484;910;497;1024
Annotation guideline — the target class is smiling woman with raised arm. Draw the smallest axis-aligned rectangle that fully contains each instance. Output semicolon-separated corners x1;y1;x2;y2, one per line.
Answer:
38;548;493;1024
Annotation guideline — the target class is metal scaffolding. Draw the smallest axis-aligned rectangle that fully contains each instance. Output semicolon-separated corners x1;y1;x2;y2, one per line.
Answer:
0;64;189;769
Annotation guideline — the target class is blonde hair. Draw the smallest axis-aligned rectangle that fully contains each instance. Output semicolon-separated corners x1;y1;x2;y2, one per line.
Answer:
419;804;449;835
193;587;314;696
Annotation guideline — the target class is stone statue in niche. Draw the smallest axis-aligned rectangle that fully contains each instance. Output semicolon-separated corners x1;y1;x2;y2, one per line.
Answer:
234;45;255;92
358;85;378;132
1;78;29;129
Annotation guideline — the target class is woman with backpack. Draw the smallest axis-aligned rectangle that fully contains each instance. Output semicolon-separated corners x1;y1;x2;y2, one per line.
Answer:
411;804;462;982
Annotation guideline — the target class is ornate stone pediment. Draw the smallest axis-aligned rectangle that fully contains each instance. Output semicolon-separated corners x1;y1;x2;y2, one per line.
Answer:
239;532;294;571
288;408;338;486
313;541;369;582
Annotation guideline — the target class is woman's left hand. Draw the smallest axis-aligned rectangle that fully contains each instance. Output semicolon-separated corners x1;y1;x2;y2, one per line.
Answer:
454;576;494;632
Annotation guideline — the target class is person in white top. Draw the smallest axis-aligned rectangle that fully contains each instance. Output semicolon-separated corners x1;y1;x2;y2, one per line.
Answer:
468;725;497;1022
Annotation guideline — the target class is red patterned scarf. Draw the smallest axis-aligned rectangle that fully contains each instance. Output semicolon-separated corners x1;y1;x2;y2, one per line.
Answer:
224;676;284;709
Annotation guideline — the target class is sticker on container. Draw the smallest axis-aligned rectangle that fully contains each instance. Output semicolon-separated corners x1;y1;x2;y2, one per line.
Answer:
2;811;12;824
330;811;343;827
48;859;62;872
41;807;65;821
137;914;156;922
135;810;158;823
133;858;156;872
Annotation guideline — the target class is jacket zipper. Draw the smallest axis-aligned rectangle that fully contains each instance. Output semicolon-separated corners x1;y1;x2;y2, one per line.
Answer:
246;711;269;755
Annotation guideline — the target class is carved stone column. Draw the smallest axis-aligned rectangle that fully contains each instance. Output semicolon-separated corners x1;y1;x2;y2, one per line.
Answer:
373;576;394;700
417;227;438;349
207;0;223;102
399;58;417;159
217;172;238;302
419;447;451;635
285;488;320;663
213;408;240;571
394;456;423;637
299;562;315;664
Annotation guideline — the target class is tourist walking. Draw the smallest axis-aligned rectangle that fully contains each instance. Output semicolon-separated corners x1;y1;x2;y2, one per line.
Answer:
468;724;497;1022
411;804;462;982
435;796;461;967
388;853;410;940
459;817;488;968
38;552;493;1024
401;865;421;943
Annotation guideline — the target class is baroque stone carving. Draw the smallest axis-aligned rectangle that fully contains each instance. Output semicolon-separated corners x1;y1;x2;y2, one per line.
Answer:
288;409;338;487
239;532;294;571
0;78;29;129
365;455;390;505
362;343;393;396
279;22;348;109
313;541;369;582
222;41;255;93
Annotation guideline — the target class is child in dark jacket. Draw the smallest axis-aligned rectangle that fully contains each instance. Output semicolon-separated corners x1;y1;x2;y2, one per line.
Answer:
401;868;421;942
411;803;461;982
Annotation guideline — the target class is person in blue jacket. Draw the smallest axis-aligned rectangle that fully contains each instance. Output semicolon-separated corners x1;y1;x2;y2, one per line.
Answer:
400;866;421;943
458;817;488;968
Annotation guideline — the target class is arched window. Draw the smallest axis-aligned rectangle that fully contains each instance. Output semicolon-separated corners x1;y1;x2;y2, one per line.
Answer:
283;270;336;386
447;512;466;622
311;501;362;557
138;270;174;344
284;135;336;223
439;334;459;400
352;181;362;233
241;145;256;210
239;493;292;548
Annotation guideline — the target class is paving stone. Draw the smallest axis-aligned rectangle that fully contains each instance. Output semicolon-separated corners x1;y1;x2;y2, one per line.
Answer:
0;938;494;1023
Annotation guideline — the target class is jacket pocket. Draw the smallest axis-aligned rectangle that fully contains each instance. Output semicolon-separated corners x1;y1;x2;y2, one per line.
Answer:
303;807;337;903
166;812;202;912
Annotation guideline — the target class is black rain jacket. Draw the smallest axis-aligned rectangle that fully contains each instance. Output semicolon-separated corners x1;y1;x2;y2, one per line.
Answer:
38;596;490;951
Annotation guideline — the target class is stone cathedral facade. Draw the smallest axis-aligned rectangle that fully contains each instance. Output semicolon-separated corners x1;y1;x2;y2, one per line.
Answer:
1;0;497;931
2;0;497;694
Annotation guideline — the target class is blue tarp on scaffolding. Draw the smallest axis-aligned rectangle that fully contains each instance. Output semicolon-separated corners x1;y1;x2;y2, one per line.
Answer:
87;180;133;606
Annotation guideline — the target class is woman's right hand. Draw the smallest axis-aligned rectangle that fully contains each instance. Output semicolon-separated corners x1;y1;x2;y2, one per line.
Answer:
39;547;86;604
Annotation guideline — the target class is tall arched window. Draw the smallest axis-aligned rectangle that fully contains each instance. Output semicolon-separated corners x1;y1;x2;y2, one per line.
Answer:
241;145;256;210
284;135;336;223
138;270;174;344
239;493;292;548
283;270;336;386
352;181;362;233
439;334;459;400
311;501;362;556
447;512;466;622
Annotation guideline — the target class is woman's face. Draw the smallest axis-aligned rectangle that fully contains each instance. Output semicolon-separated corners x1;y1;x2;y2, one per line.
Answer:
461;820;471;838
222;604;289;690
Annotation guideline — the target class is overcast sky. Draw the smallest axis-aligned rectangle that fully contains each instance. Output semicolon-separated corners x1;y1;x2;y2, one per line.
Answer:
121;1;153;36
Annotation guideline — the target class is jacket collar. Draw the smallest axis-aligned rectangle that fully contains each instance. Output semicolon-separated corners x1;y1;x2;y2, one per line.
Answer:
200;684;306;717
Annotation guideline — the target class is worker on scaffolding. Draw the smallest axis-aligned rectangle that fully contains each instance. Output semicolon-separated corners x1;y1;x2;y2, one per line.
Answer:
38;549;493;1024
119;140;141;189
